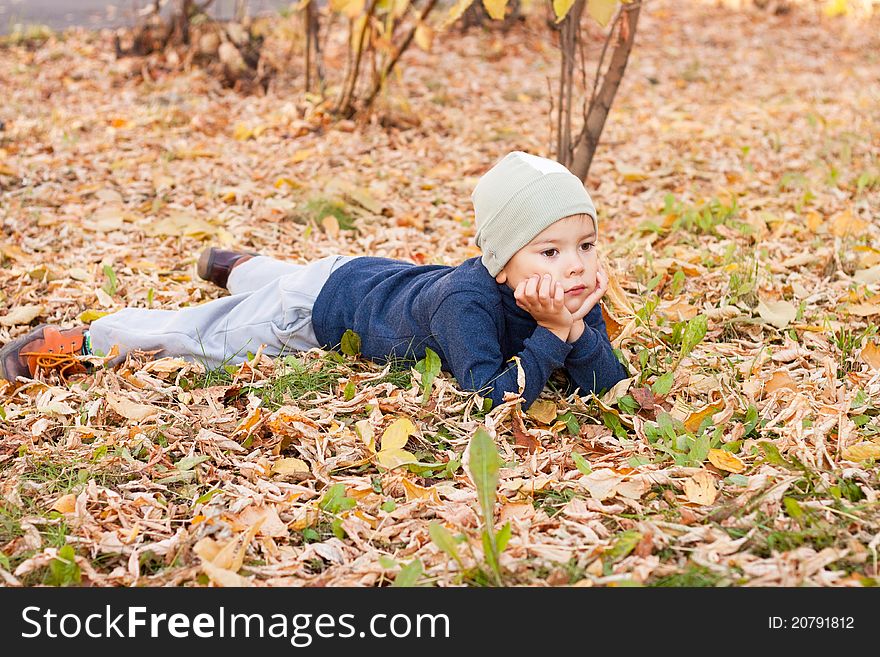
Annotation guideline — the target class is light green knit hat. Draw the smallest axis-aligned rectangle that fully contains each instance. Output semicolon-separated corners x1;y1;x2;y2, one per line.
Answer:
471;151;597;277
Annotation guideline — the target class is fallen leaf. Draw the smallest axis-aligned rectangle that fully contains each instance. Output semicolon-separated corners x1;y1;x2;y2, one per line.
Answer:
860;341;880;370
401;478;441;504
526;399;557;424
51;494;77;514
683;471;718;505
842;443;880;462
764;370;797;396
272;458;310;475
684;402;726;433
580;469;623;500
377;418;418;469
707;448;746;473
756;299;797;330
0;305;44;326
105;393;159;421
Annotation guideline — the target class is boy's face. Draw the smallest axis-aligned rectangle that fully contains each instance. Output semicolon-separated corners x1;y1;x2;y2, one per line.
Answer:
495;214;598;314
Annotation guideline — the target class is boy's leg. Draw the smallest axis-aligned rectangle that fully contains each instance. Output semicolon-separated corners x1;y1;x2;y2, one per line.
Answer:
89;255;356;369
226;256;307;295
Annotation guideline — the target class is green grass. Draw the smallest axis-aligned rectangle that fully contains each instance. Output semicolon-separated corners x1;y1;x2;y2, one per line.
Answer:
649;563;728;587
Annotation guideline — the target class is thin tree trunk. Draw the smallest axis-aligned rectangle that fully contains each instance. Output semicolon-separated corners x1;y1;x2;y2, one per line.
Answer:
569;1;641;181
556;0;585;168
358;0;439;117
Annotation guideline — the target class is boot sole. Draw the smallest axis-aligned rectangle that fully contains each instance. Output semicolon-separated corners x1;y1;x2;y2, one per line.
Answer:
0;323;49;382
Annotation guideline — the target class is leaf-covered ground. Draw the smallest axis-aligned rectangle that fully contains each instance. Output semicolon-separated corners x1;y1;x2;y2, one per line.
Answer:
1;0;879;586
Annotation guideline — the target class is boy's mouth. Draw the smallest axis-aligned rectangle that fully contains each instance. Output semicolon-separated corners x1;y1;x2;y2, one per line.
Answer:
565;285;587;295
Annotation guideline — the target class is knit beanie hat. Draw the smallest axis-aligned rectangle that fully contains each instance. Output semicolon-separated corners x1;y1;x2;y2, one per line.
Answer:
472;151;597;277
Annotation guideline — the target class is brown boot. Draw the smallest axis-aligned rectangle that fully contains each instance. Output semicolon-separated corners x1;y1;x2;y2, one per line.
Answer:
0;324;88;383
197;247;260;289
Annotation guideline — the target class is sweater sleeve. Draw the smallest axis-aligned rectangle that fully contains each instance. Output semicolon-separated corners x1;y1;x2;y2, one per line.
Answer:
430;295;572;409
564;303;628;397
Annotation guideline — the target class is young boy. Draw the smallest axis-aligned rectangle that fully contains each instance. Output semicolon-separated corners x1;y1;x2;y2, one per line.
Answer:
1;151;628;408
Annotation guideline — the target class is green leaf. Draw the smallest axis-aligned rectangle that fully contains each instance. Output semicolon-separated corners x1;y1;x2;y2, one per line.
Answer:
495;522;512;553
724;474;749;487
605;530;642;562
102;264;118;296
414;347;442;404
429;521;464;568
469;428;500;527
680;314;708;359
687;433;710;465
320;483;356;514
193;488;222;506
378;555;398;569
651;371;674;397
343;380;356;401
340;329;361;357
572;451;592;475
759;442;798;470
176;455;210;471
783;496;804;522
392;558;423;587
48;545;81;587
381;500;396;513
558;411;580;435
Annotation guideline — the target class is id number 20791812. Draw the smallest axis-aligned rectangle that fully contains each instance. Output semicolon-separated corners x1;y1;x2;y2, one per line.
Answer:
769;617;854;629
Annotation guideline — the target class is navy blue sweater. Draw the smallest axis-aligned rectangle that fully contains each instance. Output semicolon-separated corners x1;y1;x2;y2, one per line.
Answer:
311;257;627;408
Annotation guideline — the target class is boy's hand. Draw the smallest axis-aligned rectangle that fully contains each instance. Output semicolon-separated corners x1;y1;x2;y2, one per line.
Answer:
567;266;609;342
514;273;571;342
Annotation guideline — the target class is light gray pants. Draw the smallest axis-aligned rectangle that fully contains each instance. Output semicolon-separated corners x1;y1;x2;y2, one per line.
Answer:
89;255;356;368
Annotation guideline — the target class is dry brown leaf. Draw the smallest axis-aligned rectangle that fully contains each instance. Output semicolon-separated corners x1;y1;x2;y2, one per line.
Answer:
683;471;718;506
105;393;160;421
0;305;44;326
51;494;77;514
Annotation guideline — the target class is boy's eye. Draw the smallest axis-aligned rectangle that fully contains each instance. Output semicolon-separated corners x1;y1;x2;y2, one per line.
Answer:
541;249;558;257
580;242;595;251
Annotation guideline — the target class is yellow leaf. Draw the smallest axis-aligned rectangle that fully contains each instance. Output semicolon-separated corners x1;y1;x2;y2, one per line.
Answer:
823;0;848;17
831;209;868;237
526;399;557;424
233;122;253;141
289;148;314;164
414;22;433;51
860;341;880;370
683;470;717;505
321;215;340;238
200;558;254;587
105;393;160;421
756;299;797;330
441;0;476;29
842;443;880;462
707;448;746;473
78;309;109;323
144;211;220;239
0;304;44;326
553;0;576;21
271;458;310;475
482;0;508;20
615;162;648;181
380;418;417;451
51;493;77;514
684;402;726;434
355;419;376;453
401;478;441;503
587;0;618;26
330;0;365;17
234;407;262;436
376;447;418;469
